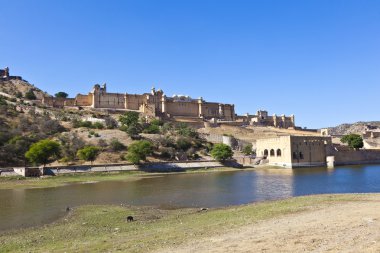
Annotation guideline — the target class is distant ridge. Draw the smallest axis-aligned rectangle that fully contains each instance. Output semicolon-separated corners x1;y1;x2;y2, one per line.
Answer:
328;121;380;135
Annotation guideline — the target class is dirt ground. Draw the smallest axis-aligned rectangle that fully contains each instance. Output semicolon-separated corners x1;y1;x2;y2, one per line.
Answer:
158;195;380;253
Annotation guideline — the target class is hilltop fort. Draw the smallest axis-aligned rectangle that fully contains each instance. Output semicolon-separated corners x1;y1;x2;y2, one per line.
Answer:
41;81;295;128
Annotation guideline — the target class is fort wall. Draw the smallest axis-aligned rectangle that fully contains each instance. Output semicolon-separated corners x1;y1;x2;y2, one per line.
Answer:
166;101;199;117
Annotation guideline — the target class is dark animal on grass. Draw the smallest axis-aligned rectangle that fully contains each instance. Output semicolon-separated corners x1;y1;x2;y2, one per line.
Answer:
66;206;70;212
127;216;134;222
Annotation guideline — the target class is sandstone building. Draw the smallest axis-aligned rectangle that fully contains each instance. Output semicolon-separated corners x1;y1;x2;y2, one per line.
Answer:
42;84;236;121
256;136;332;168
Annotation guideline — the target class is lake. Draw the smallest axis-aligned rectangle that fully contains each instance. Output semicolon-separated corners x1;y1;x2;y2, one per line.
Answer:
1;164;380;232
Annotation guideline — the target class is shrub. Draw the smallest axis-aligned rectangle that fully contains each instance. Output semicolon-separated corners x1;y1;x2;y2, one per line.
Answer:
176;123;198;138
143;124;160;134
25;139;61;166
159;147;176;160
210;143;233;161
242;144;253;155
77;146;100;164
81;121;93;128
92;122;104;129
123;124;142;137
25;89;37;100
104;116;118;129
110;138;126;152
176;137;192;151
150;119;164;126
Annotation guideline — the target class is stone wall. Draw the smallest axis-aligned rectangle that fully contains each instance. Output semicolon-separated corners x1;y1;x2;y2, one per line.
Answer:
333;150;380;165
1;160;224;177
125;94;146;110
94;92;125;109
166;100;199;117
76;93;92;106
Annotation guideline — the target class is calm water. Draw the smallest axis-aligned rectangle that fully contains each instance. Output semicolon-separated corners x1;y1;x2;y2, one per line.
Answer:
2;164;380;232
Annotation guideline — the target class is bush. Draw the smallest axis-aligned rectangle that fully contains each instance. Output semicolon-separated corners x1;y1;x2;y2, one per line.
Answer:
143;124;160;134
242;144;253;155
150;119;164;126
159;147;175;160
176;123;198;138
210;143;233;161
25;139;61;166
81;121;93;128
104;116;118;129
77;146;100;164
92;122;104;129
176;137;192;151
122;123;142;137
25;89;37;100
110;138;126;152
126;140;153;164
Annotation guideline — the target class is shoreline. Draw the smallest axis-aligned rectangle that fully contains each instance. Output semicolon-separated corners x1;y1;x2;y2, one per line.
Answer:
0;166;249;190
0;193;378;252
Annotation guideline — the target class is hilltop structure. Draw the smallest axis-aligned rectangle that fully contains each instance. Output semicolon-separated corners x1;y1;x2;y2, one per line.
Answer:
236;110;295;128
42;84;236;121
0;67;22;81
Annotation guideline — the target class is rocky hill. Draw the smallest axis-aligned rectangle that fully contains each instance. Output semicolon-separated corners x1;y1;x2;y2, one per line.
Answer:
328;122;380;135
0;79;50;100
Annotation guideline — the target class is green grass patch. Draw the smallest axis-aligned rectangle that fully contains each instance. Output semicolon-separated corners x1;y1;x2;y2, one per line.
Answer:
0;194;367;253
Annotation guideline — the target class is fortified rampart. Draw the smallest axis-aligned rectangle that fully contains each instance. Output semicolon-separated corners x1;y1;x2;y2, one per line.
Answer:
42;84;236;121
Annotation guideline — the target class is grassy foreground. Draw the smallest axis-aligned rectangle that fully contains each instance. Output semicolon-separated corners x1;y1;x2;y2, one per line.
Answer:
0;167;242;190
0;194;367;253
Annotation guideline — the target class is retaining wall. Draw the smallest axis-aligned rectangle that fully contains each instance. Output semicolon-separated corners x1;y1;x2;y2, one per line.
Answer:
1;160;224;177
333;150;380;166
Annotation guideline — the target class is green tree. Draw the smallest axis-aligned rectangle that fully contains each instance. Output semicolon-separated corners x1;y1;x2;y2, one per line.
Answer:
77;146;100;164
210;143;233;161
24;89;37;100
242;144;253;155
341;134;364;150
25;139;61;166
119;111;140;127
126;140;153;164
54;92;69;98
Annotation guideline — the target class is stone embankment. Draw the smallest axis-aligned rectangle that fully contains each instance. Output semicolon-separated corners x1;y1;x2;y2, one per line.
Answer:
0;160;224;177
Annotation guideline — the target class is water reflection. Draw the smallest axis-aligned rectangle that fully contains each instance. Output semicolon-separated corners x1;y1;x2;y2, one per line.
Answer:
2;164;380;231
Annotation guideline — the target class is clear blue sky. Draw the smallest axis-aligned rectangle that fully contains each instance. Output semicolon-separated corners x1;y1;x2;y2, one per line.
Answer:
1;0;379;128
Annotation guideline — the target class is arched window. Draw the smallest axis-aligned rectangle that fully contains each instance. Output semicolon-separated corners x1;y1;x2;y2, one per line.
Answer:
293;152;298;159
299;152;304;159
263;149;268;157
270;149;275;157
276;149;281;157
